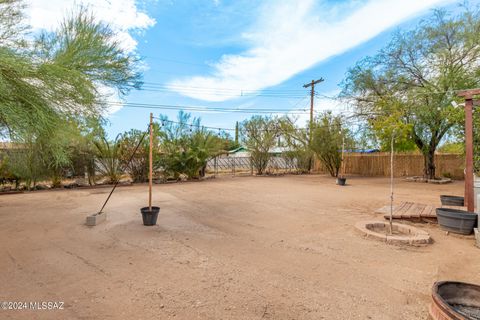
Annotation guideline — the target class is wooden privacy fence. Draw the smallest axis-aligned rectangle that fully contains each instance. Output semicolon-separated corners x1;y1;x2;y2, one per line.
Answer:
313;153;465;179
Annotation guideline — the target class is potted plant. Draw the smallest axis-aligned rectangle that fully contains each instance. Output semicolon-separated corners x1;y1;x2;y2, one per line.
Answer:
336;175;346;186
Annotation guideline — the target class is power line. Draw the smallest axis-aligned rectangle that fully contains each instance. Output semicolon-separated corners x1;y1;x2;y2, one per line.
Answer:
105;101;312;114
151;115;365;133
141;81;308;92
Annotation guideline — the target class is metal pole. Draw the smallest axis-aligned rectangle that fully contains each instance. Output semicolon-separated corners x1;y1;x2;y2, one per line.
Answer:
465;98;474;212
389;132;395;235
341;135;345;177
309;80;314;144
149;113;153;211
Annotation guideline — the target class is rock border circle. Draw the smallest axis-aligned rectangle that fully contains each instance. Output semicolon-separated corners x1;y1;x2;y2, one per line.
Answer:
355;220;431;245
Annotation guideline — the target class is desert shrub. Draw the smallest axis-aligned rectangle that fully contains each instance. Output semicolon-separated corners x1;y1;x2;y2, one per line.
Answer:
0;155;20;188
93;136;122;184
158;112;223;179
118;129;150;182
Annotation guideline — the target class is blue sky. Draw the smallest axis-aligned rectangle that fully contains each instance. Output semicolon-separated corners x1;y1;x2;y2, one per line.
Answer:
28;0;471;138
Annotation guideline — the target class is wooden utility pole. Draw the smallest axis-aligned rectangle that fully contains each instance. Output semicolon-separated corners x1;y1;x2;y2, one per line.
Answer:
303;78;324;144
457;89;480;212
149;112;153;211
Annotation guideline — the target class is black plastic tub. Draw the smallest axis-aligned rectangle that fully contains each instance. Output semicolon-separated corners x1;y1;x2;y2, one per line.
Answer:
436;208;477;235
140;206;160;226
440;195;464;207
336;177;346;186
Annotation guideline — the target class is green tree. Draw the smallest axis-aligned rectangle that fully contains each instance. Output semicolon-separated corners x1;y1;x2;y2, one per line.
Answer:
341;8;480;179
241;116;279;175
311;112;353;177
278;116;313;173
0;4;142;148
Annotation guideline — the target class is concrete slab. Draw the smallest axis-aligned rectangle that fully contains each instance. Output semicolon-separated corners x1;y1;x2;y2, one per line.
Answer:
475;228;480;248
86;213;107;226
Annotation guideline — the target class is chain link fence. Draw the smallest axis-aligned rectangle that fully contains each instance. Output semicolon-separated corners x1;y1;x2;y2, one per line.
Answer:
206;156;300;175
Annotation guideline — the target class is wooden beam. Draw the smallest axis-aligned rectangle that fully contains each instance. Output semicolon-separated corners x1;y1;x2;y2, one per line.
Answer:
457;88;480;99
465;98;474;212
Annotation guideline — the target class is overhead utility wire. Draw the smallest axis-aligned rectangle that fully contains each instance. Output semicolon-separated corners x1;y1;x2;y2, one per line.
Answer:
104;101;312;114
152;116;365;133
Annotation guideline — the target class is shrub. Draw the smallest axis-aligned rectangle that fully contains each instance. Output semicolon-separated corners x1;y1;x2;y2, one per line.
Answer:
311;112;353;177
93;136;122;184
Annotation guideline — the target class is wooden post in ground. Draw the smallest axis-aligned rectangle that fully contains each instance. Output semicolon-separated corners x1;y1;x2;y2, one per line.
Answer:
457;89;480;212
465;98;474;212
341;135;345;177
149;113;153;211
389;132;395;235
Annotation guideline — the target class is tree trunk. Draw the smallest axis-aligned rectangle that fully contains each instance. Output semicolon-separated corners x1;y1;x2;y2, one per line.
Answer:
423;147;436;179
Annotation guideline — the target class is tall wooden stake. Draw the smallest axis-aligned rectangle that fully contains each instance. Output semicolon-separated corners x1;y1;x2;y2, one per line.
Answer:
149;113;153;211
341;135;345;177
389;132;395;235
465;98;474;212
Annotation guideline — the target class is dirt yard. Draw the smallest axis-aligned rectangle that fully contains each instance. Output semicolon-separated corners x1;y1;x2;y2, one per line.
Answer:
0;175;479;319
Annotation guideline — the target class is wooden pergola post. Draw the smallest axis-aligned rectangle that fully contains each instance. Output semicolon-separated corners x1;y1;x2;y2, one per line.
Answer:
457;89;480;212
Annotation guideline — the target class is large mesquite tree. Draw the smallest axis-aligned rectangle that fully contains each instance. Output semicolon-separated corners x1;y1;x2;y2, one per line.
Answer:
341;8;480;179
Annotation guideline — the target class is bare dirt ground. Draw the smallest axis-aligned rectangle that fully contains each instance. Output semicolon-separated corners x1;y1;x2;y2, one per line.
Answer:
0;175;479;320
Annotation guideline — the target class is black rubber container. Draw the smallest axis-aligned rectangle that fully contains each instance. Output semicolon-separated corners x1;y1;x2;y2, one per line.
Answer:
336;177;346;186
436;208;477;235
440;195;464;207
140;206;160;226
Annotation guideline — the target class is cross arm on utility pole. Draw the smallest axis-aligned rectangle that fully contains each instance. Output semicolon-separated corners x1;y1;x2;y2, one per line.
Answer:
303;78;324;88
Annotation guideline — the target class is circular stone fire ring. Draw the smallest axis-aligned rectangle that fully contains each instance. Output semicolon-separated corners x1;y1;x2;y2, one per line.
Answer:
355;221;431;245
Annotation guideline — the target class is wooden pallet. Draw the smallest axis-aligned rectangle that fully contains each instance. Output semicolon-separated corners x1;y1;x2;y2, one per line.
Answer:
376;201;436;222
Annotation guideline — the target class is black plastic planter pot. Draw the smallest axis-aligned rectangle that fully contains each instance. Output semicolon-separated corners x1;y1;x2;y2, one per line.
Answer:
440;195;464;207
140;206;160;226
436;208;477;235
336;177;346;186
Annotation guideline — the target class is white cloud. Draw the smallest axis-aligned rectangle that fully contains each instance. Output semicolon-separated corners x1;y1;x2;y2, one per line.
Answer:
169;0;455;102
27;0;156;52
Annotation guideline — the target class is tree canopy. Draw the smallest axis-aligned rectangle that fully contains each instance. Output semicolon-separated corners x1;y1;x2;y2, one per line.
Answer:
341;7;480;178
0;1;142;139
